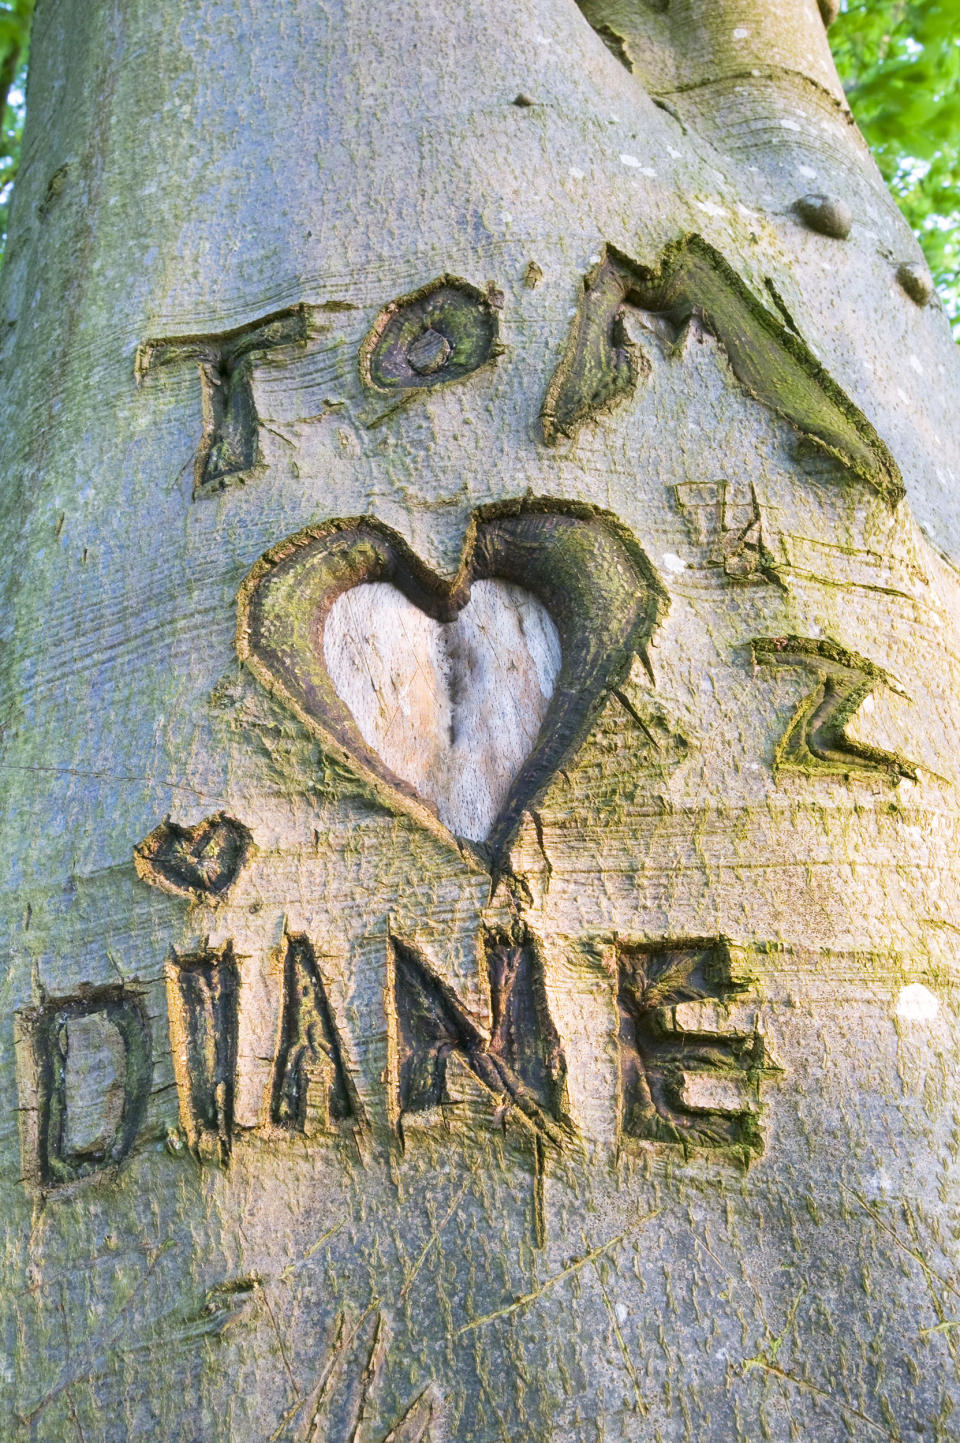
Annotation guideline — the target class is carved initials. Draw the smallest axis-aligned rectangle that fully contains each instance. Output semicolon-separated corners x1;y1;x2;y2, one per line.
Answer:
389;929;568;1143
20;988;152;1187
617;940;777;1157
541;249;650;442
674;479;773;583
167;945;239;1161
136;306;307;495
542;236;902;502
752;636;916;781
359;274;503;394
21;930;779;1192
271;934;359;1135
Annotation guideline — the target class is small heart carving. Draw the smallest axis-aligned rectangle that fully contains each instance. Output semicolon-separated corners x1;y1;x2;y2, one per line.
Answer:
237;501;666;859
134;813;252;900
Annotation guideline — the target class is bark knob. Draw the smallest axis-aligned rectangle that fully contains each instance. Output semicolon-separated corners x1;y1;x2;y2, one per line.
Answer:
896;260;934;308
793;193;852;240
817;0;840;26
407;327;453;376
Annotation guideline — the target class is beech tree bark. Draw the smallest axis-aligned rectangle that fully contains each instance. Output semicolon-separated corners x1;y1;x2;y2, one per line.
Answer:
3;1;960;1439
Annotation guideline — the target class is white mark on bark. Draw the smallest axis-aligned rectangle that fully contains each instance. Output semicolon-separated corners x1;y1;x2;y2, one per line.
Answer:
620;155;657;178
662;553;686;574
324;580;561;842
895;984;939;1022
679;1072;758;1114
864;1170;893;1199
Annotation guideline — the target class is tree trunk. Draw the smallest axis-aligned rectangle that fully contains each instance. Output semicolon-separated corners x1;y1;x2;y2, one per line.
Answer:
2;1;960;1438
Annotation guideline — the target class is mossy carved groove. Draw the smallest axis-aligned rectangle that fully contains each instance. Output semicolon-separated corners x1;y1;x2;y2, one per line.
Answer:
166;944;239;1163
542;236;903;502
236;499;667;864
25;987;152;1188
358;273;503;396
617;939;777;1160
752;635;917;781
136;305;308;495
271;933;362;1136
388;928;569;1148
541;249;649;442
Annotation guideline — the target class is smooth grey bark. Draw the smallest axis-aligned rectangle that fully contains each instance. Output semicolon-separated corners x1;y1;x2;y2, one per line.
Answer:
2;1;960;1439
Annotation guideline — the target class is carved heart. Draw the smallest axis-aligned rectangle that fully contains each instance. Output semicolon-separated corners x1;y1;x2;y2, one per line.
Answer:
134;813;252;900
236;501;666;858
324;578;561;842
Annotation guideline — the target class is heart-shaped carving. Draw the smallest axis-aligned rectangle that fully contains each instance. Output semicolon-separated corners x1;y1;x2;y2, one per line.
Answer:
236;500;667;859
134;813;252;900
324;578;561;842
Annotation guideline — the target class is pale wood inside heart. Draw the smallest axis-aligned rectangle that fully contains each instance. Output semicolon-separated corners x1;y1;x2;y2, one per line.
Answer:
323;579;562;842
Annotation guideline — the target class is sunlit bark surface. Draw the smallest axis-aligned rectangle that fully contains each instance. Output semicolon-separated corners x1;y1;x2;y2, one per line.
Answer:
2;1;960;1438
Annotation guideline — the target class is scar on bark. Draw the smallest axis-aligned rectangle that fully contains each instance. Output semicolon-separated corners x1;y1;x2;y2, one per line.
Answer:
541;235;903;503
617;939;780;1161
136;304;307;496
752;635;917;782
16;987;152;1188
133;812;252;902
166;944;239;1163
296;1308;441;1443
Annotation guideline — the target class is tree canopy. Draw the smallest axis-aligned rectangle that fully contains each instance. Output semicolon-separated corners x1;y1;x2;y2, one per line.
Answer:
0;1;30;247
